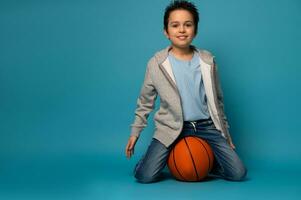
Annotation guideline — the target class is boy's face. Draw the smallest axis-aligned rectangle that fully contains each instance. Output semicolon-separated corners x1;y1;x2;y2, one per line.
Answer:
164;9;196;49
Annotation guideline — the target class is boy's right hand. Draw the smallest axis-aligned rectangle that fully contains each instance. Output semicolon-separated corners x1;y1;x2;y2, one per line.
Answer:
125;135;138;159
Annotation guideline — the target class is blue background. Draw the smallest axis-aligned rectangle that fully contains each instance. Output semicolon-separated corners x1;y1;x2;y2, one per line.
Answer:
0;0;300;199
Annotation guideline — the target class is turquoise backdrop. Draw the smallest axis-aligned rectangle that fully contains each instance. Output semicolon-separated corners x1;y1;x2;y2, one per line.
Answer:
0;0;300;199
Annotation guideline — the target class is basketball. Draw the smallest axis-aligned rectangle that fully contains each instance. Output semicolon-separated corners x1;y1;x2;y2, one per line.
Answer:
167;136;215;182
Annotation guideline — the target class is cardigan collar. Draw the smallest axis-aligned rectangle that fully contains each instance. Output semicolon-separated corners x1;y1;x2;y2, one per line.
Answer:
154;44;215;66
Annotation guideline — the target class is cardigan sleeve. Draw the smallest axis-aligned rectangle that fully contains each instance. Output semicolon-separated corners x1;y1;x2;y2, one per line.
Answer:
130;58;158;138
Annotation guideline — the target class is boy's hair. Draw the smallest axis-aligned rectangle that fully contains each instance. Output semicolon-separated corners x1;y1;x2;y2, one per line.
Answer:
164;0;199;35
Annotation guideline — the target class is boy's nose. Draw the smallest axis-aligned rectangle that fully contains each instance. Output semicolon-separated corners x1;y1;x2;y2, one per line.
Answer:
179;26;186;32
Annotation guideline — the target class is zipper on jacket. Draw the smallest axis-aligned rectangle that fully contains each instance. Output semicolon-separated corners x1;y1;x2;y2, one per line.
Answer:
158;63;184;123
211;63;230;141
158;63;179;93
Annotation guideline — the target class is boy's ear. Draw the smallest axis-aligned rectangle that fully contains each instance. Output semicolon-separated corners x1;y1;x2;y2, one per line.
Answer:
163;29;169;39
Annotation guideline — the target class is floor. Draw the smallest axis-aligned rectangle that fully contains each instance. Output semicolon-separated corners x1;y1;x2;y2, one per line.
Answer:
0;154;300;200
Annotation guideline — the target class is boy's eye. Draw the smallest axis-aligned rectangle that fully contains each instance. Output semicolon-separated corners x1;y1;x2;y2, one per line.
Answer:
170;24;193;28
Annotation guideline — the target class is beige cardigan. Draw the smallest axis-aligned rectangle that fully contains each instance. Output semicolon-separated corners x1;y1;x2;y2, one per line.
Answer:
130;45;233;148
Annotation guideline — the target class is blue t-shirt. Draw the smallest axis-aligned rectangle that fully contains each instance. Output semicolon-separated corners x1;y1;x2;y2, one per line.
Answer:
168;51;210;121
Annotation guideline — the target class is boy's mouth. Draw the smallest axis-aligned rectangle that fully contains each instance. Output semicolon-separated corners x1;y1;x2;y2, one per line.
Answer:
177;36;188;40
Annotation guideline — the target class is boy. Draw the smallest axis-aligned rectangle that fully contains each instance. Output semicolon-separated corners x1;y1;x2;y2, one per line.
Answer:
125;0;247;183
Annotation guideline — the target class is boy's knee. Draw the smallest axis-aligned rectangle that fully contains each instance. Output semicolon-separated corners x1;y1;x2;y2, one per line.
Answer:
226;166;248;181
134;171;160;183
134;166;161;183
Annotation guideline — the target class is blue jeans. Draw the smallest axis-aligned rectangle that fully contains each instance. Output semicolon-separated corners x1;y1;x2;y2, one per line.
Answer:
133;118;248;183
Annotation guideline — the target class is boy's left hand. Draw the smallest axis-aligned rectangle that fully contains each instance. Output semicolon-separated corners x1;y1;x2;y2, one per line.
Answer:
229;141;236;150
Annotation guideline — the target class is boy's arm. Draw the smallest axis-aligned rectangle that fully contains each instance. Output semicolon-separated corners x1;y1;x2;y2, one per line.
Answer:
213;59;233;145
130;59;158;139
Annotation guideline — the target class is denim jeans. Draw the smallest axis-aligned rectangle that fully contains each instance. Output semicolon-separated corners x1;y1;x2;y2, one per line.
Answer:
133;118;248;183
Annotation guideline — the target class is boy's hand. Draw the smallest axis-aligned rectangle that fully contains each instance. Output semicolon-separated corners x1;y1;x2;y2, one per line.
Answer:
229;141;236;150
125;136;138;159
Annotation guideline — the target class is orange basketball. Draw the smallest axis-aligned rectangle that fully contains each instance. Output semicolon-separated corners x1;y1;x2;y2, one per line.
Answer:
167;136;215;182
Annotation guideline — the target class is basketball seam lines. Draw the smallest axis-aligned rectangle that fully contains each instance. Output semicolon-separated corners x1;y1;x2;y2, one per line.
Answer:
172;148;187;181
194;137;211;175
184;137;199;181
